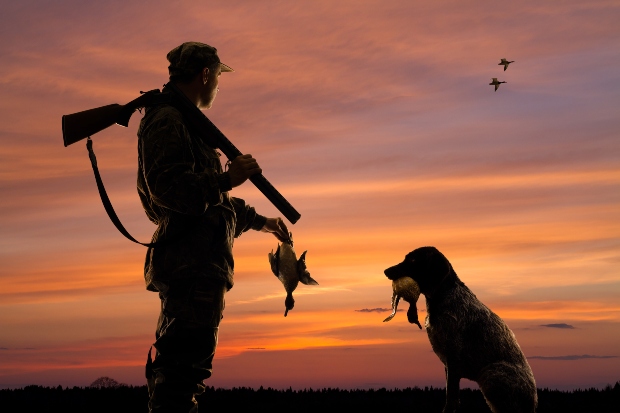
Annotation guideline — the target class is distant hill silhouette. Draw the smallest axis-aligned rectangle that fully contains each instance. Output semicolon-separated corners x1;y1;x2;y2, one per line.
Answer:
1;382;618;412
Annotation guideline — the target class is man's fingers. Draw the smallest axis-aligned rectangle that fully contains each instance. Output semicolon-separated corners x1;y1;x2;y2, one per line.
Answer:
228;154;262;187
272;218;289;241
235;154;253;161
236;154;256;164
233;155;261;175
260;218;290;242
243;166;262;177
243;159;261;175
272;229;286;241
277;220;290;239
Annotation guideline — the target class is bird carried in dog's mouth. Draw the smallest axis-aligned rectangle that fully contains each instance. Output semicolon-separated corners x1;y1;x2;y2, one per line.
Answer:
383;276;422;329
269;233;318;316
499;58;514;71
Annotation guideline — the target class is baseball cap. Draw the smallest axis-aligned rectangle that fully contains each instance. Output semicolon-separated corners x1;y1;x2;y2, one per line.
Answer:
167;42;234;79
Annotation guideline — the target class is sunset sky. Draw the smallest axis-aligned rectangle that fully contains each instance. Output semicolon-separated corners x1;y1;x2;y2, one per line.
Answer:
1;0;619;391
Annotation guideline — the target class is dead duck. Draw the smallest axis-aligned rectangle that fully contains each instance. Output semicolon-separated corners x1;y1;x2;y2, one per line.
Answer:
498;58;514;71
489;78;506;91
269;233;318;316
383;276;422;328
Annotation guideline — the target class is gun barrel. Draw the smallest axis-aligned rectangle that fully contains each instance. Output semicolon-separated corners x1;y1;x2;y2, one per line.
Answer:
249;174;301;224
62;104;123;147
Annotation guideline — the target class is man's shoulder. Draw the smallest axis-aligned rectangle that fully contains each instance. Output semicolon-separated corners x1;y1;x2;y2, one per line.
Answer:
139;103;187;137
144;103;185;124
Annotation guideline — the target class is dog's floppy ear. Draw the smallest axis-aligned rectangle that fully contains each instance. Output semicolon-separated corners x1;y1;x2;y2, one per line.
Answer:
424;247;452;279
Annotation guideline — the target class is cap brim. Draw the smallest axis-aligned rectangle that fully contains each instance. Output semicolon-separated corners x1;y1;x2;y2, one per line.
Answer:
220;62;234;72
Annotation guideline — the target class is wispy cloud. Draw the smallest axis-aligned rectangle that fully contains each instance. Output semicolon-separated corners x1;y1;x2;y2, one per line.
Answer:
355;308;400;313
355;307;405;313
528;355;618;361
540;323;575;329
0;348;35;351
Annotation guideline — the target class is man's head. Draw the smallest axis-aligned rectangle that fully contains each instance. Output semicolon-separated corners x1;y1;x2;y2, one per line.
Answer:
167;42;233;109
167;42;233;83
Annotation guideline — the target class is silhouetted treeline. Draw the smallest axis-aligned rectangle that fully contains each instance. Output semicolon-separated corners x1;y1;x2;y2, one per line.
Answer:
1;382;619;412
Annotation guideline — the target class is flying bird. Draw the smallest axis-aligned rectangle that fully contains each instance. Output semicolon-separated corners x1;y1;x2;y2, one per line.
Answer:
489;78;506;91
499;58;514;71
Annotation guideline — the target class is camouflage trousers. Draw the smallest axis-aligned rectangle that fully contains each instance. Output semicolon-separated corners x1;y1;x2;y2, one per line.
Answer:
146;278;226;413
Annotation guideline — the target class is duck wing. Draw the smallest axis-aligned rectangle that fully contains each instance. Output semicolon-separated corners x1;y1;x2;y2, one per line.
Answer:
297;251;319;285
268;244;280;277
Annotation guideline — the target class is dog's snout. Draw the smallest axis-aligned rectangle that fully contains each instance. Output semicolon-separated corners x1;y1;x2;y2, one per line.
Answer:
384;264;403;280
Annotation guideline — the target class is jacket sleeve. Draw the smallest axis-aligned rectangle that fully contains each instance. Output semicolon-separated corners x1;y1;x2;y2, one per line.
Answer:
140;108;228;216
231;196;267;238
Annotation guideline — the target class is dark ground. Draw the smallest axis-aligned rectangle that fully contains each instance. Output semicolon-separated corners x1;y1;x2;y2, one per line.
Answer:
1;383;619;412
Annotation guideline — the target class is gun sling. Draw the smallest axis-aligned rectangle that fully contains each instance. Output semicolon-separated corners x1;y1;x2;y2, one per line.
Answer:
86;137;161;247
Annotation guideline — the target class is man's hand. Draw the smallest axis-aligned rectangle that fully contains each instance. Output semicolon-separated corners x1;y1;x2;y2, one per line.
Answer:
260;217;290;242
229;154;262;188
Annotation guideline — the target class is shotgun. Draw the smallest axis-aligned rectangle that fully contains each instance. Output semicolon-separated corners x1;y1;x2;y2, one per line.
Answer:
62;86;301;224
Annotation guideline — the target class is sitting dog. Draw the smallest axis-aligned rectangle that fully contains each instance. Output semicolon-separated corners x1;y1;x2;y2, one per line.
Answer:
384;246;537;413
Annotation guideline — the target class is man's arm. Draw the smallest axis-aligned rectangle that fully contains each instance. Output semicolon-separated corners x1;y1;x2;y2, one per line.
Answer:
229;196;289;241
227;154;289;241
140;108;227;215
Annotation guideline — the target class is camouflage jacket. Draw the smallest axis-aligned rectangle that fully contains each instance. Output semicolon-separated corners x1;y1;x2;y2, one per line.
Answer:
137;103;266;292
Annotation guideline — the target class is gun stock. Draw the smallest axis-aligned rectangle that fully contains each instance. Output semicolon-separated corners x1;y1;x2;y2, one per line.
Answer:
62;104;122;147
62;91;161;147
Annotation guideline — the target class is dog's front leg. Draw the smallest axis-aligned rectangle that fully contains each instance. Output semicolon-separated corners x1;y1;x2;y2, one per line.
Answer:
443;363;461;413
